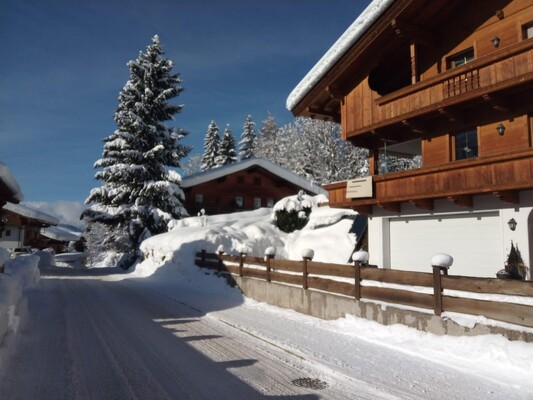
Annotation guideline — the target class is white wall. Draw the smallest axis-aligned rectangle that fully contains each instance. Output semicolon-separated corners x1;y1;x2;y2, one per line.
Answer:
367;190;533;279
0;225;23;249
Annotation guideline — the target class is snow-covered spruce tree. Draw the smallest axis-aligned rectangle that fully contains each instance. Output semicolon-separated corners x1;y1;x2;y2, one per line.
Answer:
216;125;237;166
83;35;191;267
239;115;256;160
201;120;220;171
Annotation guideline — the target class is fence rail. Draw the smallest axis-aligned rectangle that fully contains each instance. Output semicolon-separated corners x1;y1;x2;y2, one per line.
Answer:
195;250;533;328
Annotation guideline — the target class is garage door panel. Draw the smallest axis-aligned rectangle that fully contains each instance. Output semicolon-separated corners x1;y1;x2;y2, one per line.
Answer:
389;212;502;277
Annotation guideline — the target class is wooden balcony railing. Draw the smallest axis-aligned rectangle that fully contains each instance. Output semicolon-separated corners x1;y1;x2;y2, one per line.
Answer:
325;149;533;211
344;39;533;137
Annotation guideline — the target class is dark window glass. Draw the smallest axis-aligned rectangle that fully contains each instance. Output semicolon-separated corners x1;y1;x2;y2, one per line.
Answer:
448;48;474;69
455;129;478;160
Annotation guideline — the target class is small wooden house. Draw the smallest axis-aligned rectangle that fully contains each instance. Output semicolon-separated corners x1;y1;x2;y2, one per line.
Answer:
181;158;326;216
288;0;533;278
0;202;59;250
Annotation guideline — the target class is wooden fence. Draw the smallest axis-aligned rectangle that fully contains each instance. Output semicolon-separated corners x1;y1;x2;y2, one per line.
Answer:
195;250;533;328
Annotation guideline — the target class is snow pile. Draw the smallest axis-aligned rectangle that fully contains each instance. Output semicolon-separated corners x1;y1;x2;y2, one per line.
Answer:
431;253;454;268
136;196;358;279
0;248;10;269
4;255;40;290
33;249;55;269
0;254;43;360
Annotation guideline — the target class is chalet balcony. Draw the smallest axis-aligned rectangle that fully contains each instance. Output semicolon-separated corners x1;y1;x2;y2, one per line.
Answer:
343;39;533;141
325;149;533;214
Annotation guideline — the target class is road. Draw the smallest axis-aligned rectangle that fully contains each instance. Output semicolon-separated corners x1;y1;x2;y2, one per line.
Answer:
0;267;527;400
0;267;386;400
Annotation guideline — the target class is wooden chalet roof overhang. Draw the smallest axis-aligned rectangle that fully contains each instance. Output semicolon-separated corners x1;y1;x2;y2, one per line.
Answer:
290;0;533;148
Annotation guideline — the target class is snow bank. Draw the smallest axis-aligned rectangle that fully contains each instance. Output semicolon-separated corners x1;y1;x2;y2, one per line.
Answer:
0;254;43;363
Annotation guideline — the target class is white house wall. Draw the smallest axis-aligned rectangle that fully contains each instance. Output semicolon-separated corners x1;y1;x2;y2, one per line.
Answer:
367;190;533;279
0;225;24;249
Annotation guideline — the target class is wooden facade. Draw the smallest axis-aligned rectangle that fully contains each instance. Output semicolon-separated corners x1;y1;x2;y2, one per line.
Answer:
291;0;533;213
182;159;325;216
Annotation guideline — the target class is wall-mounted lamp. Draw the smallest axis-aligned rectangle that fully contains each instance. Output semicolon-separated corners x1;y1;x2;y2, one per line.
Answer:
507;218;517;231
496;123;506;136
491;36;501;48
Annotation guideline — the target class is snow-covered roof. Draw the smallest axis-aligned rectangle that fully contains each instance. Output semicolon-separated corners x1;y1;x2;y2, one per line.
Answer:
286;0;395;111
40;225;82;242
181;158;327;195
3;202;59;225
0;162;23;203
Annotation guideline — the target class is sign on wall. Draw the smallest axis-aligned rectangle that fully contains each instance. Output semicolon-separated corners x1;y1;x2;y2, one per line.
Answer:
346;176;373;198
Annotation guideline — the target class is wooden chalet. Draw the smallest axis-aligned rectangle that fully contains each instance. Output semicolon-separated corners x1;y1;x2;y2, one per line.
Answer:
0;202;59;250
181;158;326;216
288;0;533;278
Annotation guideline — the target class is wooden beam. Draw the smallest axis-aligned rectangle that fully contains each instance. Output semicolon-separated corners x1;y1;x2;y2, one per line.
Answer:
354;205;373;216
401;119;428;134
482;94;511;112
390;18;439;47
438;107;464;123
410;199;434;211
448;195;473;208
326;85;343;101
495;190;519;204
378;202;401;213
306;107;339;120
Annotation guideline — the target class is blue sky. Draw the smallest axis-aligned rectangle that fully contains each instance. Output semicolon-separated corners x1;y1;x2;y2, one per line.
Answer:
1;0;369;203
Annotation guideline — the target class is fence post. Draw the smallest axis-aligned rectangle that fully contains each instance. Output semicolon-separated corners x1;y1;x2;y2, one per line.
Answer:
301;249;314;290
217;247;224;272
201;249;206;267
353;261;361;300
264;247;276;283
430;254;453;316
351;251;368;300
239;252;246;277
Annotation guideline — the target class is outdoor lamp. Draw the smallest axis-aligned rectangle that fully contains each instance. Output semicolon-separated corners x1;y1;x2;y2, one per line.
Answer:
507;218;517;231
491;36;500;48
496;123;506;136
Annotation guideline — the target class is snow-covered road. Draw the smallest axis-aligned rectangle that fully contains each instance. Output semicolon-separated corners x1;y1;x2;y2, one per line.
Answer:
0;267;529;399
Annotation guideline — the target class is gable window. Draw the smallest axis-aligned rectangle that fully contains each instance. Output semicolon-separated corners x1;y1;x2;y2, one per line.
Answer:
267;198;274;208
235;196;243;208
194;194;204;205
523;22;533;39
454;129;478;160
254;198;261;208
447;48;474;69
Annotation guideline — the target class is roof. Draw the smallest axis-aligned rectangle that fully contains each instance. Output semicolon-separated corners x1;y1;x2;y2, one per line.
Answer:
181;158;327;195
0;162;23;203
40;225;82;242
3;202;59;225
286;0;395;111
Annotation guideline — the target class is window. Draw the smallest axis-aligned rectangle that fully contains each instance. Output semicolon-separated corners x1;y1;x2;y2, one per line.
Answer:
235;196;243;207
454;129;478;160
5;229;11;237
447;48;474;69
523;22;533;39
194;194;204;205
254;198;261;208
267;198;274;208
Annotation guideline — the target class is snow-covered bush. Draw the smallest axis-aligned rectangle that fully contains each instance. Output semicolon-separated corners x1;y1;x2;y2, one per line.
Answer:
273;191;312;233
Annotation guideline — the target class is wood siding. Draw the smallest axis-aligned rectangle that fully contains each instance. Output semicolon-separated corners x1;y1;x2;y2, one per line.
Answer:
183;168;303;216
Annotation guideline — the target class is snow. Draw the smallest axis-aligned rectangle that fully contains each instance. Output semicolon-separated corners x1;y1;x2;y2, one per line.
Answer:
3;202;59;226
40;225;81;242
286;0;395;111
352;250;369;262
182;157;327;196
0;254;42;361
431;253;454;268
0;162;23;203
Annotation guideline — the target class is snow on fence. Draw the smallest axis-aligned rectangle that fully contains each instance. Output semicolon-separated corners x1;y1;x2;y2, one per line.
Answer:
194;250;533;328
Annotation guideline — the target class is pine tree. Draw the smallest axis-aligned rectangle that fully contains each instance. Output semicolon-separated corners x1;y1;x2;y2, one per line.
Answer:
239;115;256;160
216;125;237;166
201;121;220;171
83;35;191;266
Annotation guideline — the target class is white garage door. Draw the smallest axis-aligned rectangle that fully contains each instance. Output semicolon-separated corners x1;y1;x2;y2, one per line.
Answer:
389;212;503;277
